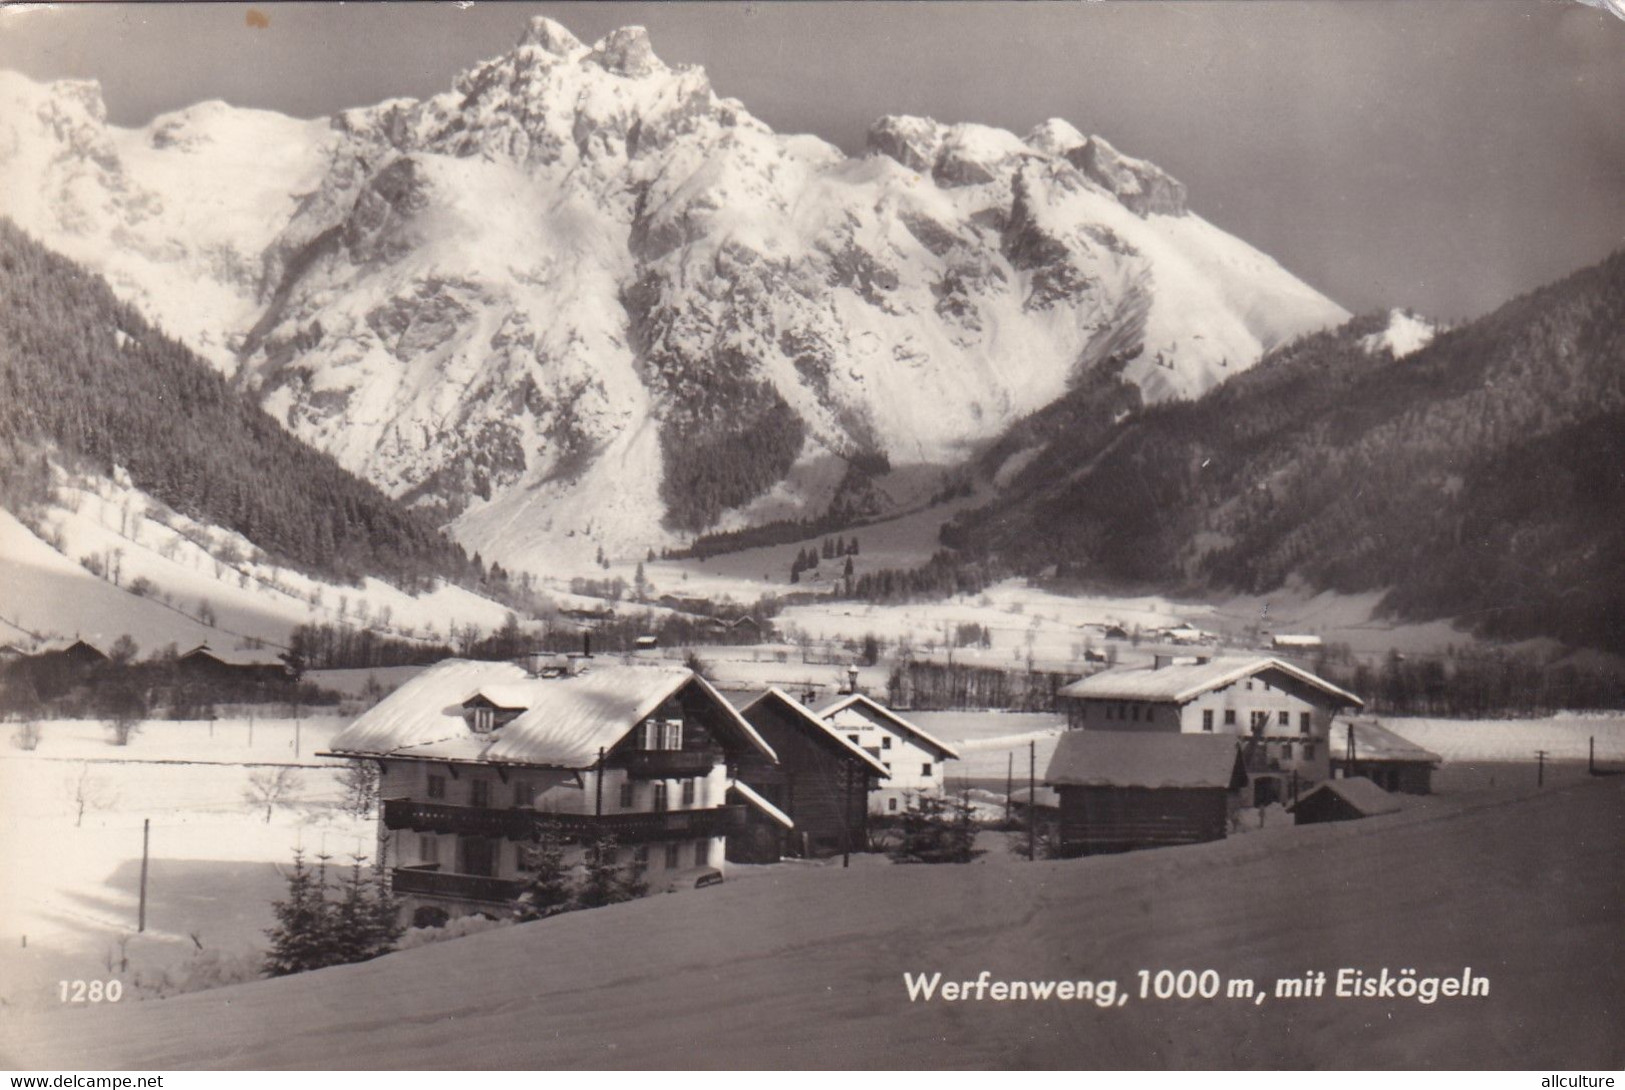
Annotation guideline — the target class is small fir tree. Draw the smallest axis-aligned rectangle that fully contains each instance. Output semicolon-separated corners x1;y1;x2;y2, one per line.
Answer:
513;830;575;921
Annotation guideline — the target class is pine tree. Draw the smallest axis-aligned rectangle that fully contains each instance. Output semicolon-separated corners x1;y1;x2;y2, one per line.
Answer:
577;834;645;908
513;830;575;920
264;851;338;976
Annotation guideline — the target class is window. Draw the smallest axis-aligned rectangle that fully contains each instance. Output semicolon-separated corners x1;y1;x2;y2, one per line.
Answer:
694;840;709;867
1202;710;1214;732
1279;710;1291;728
681;778;696;806
921;762;933;777
1118;704;1127;720
1303;742;1317;760
665;842;681;868
633;844;650;865
652;782;669;812
513;781;535;808
1132;705;1140;721
1246;681;1254;691
662;719;683;751
1300;712;1312;734
643;718;683;750
1223;710;1236;727
470;706;495;733
642;720;660;750
469;779;490;808
882;736;892;749
426;774;446;800
1251;711;1269;732
1281;741;1294;761
419;834;439;864
888;797;898;812
619;781;635;809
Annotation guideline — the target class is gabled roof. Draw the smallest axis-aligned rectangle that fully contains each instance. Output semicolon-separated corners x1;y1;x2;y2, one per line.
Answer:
1291;776;1402;816
1330;718;1441;765
815;692;961;760
1044;731;1246;790
181;643;288;668
1057;656;1363;709
728;782;795;829
324;660;776;770
741;688;891;778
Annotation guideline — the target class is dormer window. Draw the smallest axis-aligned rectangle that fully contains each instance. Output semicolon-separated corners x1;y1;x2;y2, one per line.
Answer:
471;706;495;734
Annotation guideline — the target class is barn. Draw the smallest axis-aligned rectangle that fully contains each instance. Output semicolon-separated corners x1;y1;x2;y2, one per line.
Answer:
1291;776;1402;825
1329;717;1441;794
1044;731;1247;855
177;643;296;685
730;687;890;860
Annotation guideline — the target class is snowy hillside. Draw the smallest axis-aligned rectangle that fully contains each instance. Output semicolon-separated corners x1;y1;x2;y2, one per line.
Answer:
0;467;514;655
0;18;1349;572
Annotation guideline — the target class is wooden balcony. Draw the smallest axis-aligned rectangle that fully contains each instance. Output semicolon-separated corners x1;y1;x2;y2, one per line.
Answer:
619;749;717;778
382;798;746;842
391;864;523;904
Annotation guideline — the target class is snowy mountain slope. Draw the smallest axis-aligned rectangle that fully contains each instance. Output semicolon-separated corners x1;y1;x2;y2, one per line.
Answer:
0;71;332;369
0;467;516;654
1;18;1349;573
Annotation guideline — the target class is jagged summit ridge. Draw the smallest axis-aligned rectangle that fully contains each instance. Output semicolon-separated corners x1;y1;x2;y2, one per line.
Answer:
0;18;1348;572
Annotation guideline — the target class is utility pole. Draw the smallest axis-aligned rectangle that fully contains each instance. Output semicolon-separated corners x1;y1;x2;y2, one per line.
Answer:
842;764;853;869
1536;749;1548;787
1005;751;1014;825
138;818;149;933
1028;739;1036;862
1590;736;1596;776
595;746;605;817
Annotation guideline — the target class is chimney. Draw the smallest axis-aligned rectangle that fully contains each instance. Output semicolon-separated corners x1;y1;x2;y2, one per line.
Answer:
1153;654;1173;670
581;629;592;658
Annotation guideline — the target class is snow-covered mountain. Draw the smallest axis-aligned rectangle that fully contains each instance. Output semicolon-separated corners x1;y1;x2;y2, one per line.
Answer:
0;18;1348;572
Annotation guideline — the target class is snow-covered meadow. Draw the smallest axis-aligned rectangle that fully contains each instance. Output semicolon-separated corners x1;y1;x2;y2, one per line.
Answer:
0;717;368;1011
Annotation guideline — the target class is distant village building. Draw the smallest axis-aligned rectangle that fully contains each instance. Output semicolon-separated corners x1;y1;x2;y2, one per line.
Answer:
1330;717;1441;794
634;634;659;651
0;642;29;665
816;693;960;816
177;643;296;685
1291;776;1402;825
1057;656;1364;807
1162;622;1211;645
1270;633;1324;651
322;659;783;922
31;638;108;669
730;688;891;860
1044;731;1248;854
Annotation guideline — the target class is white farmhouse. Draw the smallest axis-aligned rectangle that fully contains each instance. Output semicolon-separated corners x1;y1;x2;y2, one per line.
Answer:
816;692;960;816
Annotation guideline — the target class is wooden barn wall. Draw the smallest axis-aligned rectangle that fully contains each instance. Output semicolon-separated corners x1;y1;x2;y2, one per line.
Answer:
1056;786;1229;848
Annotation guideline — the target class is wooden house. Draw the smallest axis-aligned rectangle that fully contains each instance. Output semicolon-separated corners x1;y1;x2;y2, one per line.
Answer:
815;692;960;816
322;659;784;922
1044;731;1247;854
1057;656;1363;807
177;643;296;685
31;638;108;669
731;687;891;860
1291;776;1401;825
1329;717;1441;794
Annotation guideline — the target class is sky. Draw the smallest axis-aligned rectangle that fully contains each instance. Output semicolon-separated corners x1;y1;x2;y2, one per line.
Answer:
2;1;1622;321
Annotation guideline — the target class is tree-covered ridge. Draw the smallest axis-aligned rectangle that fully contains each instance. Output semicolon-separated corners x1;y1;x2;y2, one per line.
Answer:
950;251;1625;652
0;219;480;591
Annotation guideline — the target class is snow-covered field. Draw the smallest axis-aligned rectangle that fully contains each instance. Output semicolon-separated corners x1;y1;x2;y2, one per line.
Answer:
0;718;367;1011
4;767;1620;1069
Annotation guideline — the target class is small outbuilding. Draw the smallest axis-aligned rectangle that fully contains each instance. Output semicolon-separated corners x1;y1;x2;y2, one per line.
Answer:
1291;776;1402;825
1330;717;1441;794
1044;731;1247;855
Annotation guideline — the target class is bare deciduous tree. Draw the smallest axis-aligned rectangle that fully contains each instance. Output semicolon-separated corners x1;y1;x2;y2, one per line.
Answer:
244;767;305;824
68;764;117;827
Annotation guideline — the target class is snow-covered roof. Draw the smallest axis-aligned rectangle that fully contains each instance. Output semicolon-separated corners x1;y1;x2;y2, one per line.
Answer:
729;781;795;829
181;643;287;668
1045;731;1245;791
1330;718;1441;765
815;692;961;760
324;659;776;770
1057;657;1363;709
1292;776;1402;816
741;688;892;778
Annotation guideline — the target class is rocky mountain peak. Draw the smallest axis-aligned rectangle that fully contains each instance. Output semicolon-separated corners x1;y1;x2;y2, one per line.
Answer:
1023;117;1086;157
588;26;664;77
518;15;584;57
1067;135;1187;217
866;114;944;173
